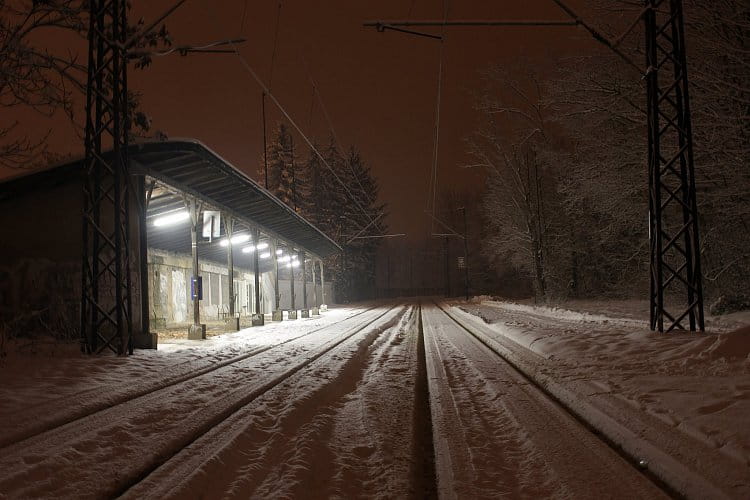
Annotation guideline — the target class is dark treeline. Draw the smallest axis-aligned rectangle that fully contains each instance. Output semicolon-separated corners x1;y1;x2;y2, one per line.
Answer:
261;124;386;303
470;0;749;311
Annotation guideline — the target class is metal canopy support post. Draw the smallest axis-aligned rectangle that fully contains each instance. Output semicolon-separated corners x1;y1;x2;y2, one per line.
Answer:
319;260;327;312
289;247;297;319
137;177;156;348
645;0;704;332
301;252;309;318
311;257;319;315
224;215;239;331
81;0;132;355
188;198;206;339
272;239;282;321
252;227;264;326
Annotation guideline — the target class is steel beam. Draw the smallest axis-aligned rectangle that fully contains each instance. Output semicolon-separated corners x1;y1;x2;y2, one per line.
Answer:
81;0;132;354
645;0;704;332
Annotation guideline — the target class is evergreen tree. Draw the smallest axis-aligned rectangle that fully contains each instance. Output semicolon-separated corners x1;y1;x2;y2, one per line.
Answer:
295;138;388;302
261;123;296;208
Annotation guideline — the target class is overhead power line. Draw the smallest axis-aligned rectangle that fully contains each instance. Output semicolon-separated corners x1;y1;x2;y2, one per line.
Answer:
229;42;378;230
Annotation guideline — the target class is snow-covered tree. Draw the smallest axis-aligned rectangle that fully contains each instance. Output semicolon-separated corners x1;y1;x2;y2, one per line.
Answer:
297;140;386;302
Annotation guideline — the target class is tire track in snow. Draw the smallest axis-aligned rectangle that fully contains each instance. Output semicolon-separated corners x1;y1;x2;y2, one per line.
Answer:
0;305;397;499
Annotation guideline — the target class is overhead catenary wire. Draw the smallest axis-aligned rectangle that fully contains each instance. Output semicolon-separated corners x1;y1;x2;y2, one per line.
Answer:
228;42;378;229
262;1;283;190
427;0;449;233
239;0;249;34
268;1;283;90
299;52;373;221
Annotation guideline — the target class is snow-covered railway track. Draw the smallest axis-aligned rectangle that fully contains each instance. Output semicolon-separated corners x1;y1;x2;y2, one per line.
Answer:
0;305;381;449
124;303;423;499
0;304;401;499
422;302;670;499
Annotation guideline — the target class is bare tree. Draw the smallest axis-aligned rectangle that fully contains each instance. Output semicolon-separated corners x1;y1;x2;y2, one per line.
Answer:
0;1;171;170
468;65;560;300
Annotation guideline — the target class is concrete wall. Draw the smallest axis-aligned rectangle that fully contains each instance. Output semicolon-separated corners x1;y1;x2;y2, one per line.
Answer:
148;248;333;327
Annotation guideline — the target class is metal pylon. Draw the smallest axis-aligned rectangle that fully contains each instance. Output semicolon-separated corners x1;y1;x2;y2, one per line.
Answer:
644;0;704;332
81;0;133;354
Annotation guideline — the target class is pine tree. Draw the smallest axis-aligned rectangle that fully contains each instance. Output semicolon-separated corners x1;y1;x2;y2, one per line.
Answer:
261;123;295;207
296;138;387;302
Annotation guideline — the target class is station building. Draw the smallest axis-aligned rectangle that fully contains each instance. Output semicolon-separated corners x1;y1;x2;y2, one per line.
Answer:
0;139;340;349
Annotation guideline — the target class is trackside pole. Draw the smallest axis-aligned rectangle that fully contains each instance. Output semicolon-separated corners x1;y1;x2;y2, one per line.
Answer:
320;260;327;312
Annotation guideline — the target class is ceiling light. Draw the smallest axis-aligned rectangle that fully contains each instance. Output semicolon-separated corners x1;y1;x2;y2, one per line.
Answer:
256;242;269;250
275;248;283;255
241;246;255;253
220;234;251;247
153;211;189;227
260;252;271;259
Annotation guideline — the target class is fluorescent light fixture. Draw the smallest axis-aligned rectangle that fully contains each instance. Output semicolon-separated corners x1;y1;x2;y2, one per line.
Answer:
260;252;271;259
287;263;293;269
291;260;300;268
241;246;255;253
256;242;269;250
220;234;251;247
153;210;189;227
275;248;283;255
279;255;291;263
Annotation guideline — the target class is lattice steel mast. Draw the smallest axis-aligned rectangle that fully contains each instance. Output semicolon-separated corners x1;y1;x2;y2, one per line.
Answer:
365;0;706;333
81;0;132;354
645;0;704;332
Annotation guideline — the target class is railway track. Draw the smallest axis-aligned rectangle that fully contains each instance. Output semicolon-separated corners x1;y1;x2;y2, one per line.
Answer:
421;301;673;499
0;305;382;449
0;304;403;499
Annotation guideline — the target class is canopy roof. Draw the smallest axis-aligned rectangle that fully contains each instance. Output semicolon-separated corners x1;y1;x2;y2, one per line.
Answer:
132;139;340;260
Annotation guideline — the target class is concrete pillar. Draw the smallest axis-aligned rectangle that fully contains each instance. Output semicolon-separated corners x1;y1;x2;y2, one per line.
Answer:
301;252;309;318
224;216;239;331
311;256;319;315
319;260;327;312
252;227;264;326
188;198;206;339
272;239;282;321
289;247;297;320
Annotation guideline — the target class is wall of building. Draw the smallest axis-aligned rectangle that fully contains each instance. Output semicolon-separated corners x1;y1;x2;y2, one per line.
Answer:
148;248;332;327
0;170;144;341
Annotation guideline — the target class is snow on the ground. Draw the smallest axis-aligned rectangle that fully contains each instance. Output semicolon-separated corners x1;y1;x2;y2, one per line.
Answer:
126;305;422;499
454;298;750;488
0;304;426;498
421;304;666;499
0;305;358;431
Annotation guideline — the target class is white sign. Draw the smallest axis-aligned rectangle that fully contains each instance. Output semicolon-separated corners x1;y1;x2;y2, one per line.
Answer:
202;210;221;238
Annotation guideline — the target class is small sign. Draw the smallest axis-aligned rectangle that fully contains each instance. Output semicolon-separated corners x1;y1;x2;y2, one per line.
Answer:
202;210;220;238
457;256;466;269
191;276;203;300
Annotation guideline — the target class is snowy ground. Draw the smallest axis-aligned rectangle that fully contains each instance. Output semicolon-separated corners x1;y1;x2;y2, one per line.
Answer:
0;299;748;499
454;298;750;498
